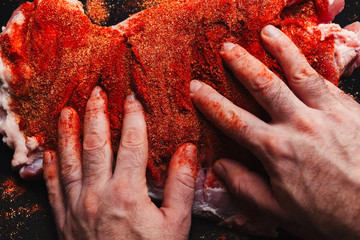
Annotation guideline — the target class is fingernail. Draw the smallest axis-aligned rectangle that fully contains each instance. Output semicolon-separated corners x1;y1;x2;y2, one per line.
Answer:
221;42;236;52
190;80;202;95
213;162;226;179
126;92;136;102
60;107;75;123
263;25;280;38
92;86;102;98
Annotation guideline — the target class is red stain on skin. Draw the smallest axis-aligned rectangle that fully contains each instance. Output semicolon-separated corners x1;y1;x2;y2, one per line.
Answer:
43;151;58;182
222;45;280;92
58;108;81;150
201;97;244;133
59;108;81;133
84;90;107;125
170;143;199;179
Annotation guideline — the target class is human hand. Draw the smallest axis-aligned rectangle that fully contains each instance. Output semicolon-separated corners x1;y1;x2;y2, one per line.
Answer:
43;87;198;240
190;25;360;239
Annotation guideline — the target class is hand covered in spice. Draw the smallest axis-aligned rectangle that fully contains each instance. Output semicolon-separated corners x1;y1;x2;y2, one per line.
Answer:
43;87;198;240
190;25;360;239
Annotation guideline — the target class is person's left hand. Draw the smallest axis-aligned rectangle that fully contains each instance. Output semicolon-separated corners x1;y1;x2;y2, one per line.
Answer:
43;86;198;240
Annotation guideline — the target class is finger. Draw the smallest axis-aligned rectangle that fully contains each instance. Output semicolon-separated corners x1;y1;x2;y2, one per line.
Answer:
324;81;360;112
190;80;269;150
219;42;305;120
260;25;336;109
43;151;66;230
82;86;113;187
213;159;282;216
161;143;197;228
113;94;148;186
58;107;82;204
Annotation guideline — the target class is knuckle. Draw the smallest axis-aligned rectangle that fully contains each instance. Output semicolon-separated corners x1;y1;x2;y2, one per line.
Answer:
61;178;80;196
60;161;80;181
261;135;289;159
291;67;318;84
297;62;313;75
293;110;322;134
121;128;146;148
216;108;243;131
249;68;276;94
83;131;108;152
59;162;81;192
175;171;196;191
112;180;138;208
81;192;99;219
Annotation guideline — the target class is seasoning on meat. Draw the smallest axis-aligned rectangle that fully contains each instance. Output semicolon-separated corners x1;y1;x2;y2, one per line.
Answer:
0;0;359;236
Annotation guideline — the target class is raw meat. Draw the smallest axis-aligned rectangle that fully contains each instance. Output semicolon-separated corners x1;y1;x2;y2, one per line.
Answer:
0;0;359;236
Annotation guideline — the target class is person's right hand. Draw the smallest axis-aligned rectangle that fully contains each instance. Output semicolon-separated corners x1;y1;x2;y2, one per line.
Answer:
43;87;198;240
190;25;360;239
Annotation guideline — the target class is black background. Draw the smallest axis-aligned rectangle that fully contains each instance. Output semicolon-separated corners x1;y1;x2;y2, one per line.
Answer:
0;0;359;239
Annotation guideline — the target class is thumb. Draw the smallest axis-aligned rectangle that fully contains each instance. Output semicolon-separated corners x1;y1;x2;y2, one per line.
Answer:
213;159;281;216
161;143;198;222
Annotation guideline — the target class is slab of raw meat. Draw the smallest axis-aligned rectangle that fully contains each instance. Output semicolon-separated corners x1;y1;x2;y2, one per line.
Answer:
0;0;359;236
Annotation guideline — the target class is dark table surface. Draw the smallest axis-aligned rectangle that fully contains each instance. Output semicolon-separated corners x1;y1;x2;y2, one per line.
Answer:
0;0;359;239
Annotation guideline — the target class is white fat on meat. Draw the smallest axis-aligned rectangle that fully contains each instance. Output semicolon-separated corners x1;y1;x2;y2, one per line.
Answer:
0;0;87;177
0;5;43;172
0;53;32;168
316;23;360;76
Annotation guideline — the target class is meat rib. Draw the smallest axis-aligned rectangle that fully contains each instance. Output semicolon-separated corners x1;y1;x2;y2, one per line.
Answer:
0;0;359;236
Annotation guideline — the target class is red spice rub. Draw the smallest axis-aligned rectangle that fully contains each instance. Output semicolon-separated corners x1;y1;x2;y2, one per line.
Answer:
0;0;339;185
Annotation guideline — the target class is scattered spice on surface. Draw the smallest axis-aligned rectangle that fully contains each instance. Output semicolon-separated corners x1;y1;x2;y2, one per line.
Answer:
1;177;25;200
0;176;57;239
86;0;110;25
